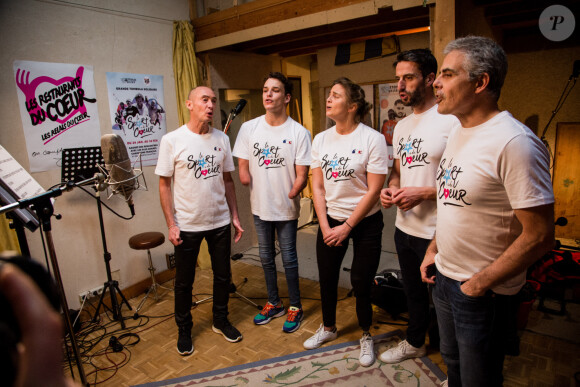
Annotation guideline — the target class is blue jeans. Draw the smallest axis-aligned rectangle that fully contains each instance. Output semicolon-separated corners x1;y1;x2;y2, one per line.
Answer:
433;270;519;387
316;211;383;331
394;227;436;348
253;216;301;308
174;224;231;329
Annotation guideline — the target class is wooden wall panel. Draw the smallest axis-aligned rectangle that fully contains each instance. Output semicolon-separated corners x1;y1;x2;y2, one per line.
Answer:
553;122;580;239
192;0;370;41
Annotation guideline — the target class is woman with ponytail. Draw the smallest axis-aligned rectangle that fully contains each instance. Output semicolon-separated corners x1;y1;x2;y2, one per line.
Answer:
303;77;388;367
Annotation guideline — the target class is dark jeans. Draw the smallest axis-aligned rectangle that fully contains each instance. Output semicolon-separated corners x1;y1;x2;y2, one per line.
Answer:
394;227;435;348
316;210;383;331
174;224;231;330
433;270;519;387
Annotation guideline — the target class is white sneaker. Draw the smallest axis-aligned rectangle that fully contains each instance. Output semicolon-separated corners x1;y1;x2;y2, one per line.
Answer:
379;339;426;363
303;324;337;349
359;333;375;367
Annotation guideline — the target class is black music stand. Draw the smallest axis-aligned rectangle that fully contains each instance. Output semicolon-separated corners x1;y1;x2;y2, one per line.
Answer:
61;147;132;328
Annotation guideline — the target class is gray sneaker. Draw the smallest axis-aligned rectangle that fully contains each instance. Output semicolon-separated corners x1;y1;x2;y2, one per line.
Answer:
359;333;375;367
303;324;337;350
379;339;426;363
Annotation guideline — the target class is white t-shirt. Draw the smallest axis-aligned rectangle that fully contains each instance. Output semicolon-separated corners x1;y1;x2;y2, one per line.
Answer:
155;125;235;232
232;116;312;221
392;104;456;239
311;123;389;220
434;111;554;295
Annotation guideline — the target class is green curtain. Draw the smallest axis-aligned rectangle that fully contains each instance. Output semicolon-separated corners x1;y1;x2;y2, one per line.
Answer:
172;21;200;126
0;215;21;254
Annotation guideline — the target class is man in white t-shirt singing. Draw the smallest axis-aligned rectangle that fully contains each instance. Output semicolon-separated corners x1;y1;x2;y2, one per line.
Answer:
156;86;245;356
379;49;456;364
233;72;311;333
420;36;555;386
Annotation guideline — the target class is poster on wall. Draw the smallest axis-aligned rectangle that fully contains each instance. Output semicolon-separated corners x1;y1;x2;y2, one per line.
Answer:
106;72;166;167
378;82;411;167
13;60;101;173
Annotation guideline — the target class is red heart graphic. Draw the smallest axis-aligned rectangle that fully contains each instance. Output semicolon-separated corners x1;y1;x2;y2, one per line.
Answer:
406;156;413;164
264;160;271;165
201;170;208;176
332;172;338;178
444;188;449;199
15;67;87;124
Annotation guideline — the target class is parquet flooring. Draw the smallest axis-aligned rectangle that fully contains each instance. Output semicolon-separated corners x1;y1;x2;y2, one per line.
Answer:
67;260;580;386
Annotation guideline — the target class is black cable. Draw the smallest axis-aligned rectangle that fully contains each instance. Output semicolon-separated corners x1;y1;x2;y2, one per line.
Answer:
76;185;134;220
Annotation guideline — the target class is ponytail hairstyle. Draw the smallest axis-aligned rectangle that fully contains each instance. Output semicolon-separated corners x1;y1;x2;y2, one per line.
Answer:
332;77;372;123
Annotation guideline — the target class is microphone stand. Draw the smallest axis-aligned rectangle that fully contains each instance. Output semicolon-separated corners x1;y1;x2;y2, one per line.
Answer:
0;180;90;386
540;71;577;147
223;111;237;134
91;182;132;328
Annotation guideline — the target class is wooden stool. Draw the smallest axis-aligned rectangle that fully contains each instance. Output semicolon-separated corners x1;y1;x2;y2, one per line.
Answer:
129;231;169;313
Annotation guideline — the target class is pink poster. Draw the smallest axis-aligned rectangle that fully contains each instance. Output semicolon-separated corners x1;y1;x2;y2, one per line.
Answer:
13;60;101;172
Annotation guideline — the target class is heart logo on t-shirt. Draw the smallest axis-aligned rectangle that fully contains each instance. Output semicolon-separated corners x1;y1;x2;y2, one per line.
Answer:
332;172;338;178
264;160;271;166
406;156;413;164
201;170;208;176
444;188;449;199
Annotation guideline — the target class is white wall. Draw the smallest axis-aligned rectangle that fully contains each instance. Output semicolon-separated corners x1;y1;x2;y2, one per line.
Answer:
0;0;189;308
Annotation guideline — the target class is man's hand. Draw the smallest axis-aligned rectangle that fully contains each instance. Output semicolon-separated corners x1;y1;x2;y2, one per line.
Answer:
421;239;438;284
380;187;397;208
391;187;426;211
168;226;182;246
232;217;244;243
460;279;486;298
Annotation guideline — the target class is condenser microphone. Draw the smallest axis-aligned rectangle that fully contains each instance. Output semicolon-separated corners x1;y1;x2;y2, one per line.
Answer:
100;134;136;215
232;99;247;118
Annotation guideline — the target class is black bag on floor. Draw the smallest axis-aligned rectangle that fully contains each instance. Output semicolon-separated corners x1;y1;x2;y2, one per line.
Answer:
371;269;407;320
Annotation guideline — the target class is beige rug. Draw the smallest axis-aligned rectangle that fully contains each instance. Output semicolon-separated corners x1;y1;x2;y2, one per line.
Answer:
134;330;446;387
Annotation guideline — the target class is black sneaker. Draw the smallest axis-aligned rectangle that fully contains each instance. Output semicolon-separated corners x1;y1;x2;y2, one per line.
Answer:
212;321;243;343
177;326;193;355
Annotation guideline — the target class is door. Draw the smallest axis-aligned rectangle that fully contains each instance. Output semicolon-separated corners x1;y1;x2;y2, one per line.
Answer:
553;122;580;239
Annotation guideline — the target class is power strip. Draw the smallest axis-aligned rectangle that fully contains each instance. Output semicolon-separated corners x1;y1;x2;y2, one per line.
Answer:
166;253;175;269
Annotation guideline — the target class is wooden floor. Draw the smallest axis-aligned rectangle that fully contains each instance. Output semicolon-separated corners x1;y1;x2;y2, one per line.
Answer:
67;260;580;386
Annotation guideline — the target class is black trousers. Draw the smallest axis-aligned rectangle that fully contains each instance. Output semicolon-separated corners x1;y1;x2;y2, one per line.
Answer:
174;224;231;329
316;211;383;331
394;227;434;348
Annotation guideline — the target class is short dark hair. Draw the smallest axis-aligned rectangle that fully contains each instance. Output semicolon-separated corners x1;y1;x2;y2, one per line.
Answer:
264;72;293;98
393;49;438;79
332;77;372;123
444;36;508;101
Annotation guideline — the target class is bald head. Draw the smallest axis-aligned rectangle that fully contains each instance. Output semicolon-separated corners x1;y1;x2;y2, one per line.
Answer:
186;86;216;129
188;86;214;101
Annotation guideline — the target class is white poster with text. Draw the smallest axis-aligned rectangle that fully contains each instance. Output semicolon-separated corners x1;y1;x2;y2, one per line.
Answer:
13;60;101;172
106;72;166;167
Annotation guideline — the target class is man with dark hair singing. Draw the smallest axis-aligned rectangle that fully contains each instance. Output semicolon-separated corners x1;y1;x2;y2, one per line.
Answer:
379;49;457;364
